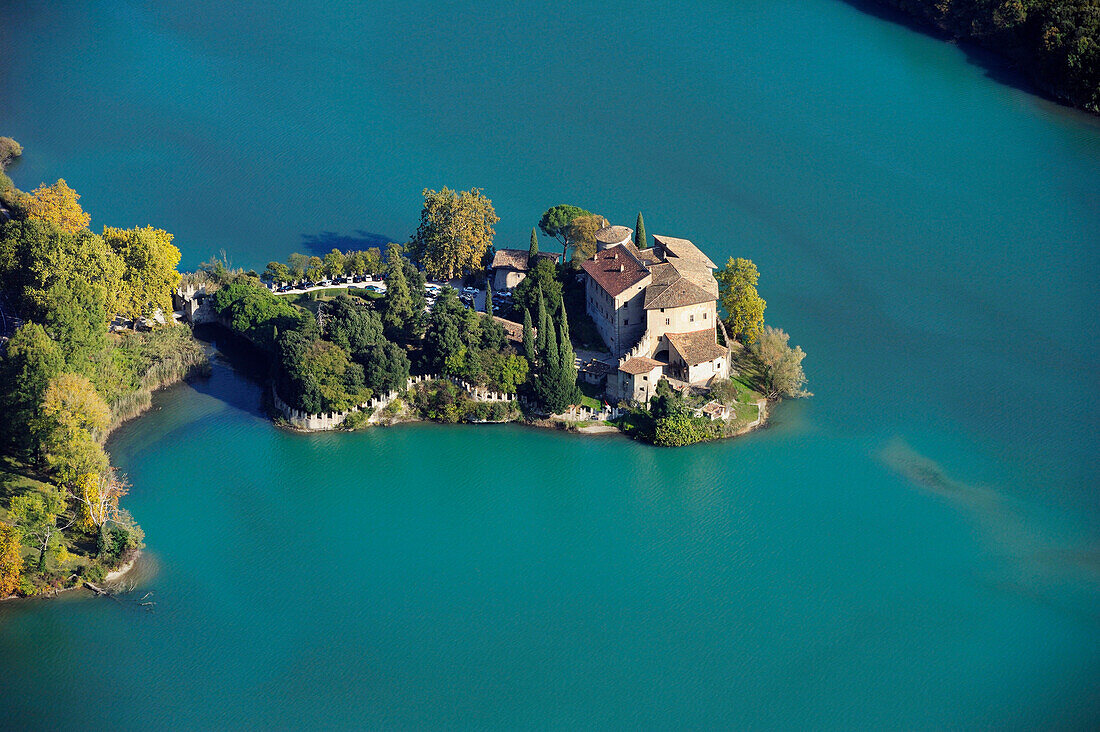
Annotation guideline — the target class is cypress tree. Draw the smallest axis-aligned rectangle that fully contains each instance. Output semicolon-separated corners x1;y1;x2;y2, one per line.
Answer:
536;287;549;356
529;227;539;262
557;300;581;406
635;212;647;248
557;298;578;385
522;308;537;365
539;316;564;411
485;282;494;315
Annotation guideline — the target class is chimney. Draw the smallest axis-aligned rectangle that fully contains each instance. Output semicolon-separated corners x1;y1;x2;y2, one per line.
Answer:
619;264;624;273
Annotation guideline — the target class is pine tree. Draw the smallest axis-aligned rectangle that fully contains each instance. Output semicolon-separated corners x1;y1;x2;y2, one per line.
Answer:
529;227;539;262
635;212;647;248
522;308;537;365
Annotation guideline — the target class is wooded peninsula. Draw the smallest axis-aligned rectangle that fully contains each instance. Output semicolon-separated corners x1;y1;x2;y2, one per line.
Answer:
0;140;808;599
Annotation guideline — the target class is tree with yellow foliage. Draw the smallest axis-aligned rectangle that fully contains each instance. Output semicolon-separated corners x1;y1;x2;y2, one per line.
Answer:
563;214;610;263
40;372;111;437
21;179;91;233
101;226;183;324
410;187;498;280
0;523;22;597
35;373;111;485
74;468;129;535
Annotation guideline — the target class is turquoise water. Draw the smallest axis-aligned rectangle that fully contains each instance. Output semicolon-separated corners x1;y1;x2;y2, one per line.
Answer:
2;0;1099;728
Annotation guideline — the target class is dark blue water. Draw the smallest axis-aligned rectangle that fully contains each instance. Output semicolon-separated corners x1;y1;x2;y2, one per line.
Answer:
1;1;1098;728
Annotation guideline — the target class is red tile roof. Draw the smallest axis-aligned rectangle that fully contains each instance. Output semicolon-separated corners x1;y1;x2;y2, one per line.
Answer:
491;249;561;271
619;356;664;375
580;244;650;297
666;329;726;365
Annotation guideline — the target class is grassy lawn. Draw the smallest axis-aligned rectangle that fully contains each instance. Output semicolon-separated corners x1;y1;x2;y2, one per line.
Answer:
287;288;383;314
734;401;760;423
0;455;53;521
577;380;605;410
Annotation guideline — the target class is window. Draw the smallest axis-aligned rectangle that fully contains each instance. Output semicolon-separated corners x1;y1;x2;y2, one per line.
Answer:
660;308;665;313
690;314;695;322
642;375;648;381
623;317;629;325
703;312;707;320
665;318;670;325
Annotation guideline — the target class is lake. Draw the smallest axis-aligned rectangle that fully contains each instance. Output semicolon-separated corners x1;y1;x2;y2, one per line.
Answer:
1;0;1098;728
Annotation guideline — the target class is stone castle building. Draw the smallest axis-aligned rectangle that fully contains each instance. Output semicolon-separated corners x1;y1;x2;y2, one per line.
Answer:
581;226;729;403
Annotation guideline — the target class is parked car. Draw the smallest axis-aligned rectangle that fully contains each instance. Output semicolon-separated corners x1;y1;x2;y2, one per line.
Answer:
463;286;478;295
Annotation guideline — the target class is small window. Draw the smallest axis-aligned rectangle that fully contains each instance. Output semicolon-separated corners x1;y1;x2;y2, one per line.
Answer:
643;375;648;381
623;318;629;325
660;308;665;313
665;318;670;325
690;314;695;322
703;312;707;320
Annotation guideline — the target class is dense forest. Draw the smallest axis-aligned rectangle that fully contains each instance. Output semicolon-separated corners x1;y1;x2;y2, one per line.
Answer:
0;139;207;598
874;0;1099;112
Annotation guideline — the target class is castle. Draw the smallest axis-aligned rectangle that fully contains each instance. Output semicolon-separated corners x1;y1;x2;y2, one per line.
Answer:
581;225;729;403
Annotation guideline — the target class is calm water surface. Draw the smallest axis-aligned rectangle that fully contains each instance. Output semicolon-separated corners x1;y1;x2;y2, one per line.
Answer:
1;0;1098;728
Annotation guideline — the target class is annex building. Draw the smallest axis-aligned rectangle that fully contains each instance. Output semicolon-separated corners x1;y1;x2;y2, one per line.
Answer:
581;226;729;403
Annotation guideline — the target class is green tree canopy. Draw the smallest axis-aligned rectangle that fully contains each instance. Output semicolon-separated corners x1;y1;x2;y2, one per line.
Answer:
323;249;345;278
0;218;122;321
264;261;291;283
513;258;562;321
380;244;424;342
210;280;307;350
43;279;108;374
359;340;411;396
0;322;64;453
321;295;383;355
538;205;592;252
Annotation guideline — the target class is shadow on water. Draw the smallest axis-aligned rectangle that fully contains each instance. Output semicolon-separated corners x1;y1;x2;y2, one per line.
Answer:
879;437;1100;624
191;324;270;417
837;0;1093;115
298;229;395;257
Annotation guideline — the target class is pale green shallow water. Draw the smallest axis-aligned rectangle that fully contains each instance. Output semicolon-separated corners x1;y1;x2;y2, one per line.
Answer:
1;1;1099;728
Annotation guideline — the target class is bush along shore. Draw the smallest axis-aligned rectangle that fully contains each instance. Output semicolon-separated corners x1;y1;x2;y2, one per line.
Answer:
0;139;210;599
186;192;809;448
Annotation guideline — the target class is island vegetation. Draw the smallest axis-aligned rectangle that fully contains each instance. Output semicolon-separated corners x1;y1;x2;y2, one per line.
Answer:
0;140;208;599
191;192;808;448
872;0;1099;113
0;143;810;599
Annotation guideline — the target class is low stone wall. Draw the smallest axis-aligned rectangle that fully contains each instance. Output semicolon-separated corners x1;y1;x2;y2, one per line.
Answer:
273;373;519;431
551;405;624;422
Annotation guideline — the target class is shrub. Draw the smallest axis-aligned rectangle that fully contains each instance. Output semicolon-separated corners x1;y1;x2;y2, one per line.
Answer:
81;563;106;583
341;410;368;430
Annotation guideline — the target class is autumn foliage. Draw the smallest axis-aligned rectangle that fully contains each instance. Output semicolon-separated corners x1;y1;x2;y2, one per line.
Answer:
22;178;91;233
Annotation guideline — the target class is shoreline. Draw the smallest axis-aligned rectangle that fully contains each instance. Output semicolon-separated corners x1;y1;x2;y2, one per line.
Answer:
272;397;771;444
1;550;144;604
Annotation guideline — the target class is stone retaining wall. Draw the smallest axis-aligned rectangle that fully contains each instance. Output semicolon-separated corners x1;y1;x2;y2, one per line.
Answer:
273;374;519;431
